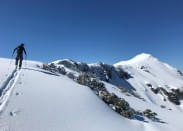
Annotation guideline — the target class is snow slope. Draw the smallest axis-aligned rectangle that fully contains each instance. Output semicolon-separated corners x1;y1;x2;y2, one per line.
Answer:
0;54;183;131
114;53;183;106
0;58;142;131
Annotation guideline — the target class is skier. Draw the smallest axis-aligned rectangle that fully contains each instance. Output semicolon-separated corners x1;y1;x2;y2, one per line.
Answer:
12;43;27;69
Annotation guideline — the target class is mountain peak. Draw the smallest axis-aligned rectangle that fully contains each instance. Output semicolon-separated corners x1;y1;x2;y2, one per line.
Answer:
114;53;158;66
52;59;76;65
135;53;152;58
132;53;155;61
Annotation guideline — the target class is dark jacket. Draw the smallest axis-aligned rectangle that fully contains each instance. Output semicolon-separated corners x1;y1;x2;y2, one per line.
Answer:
13;45;27;57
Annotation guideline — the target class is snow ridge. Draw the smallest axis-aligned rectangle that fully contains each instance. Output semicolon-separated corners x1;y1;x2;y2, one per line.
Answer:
114;53;159;65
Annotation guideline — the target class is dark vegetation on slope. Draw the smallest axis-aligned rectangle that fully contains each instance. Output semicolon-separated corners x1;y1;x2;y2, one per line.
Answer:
41;63;163;123
140;65;183;106
146;83;183;105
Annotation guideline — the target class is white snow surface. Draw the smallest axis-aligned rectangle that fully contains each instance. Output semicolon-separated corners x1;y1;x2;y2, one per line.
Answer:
114;53;183;102
0;54;183;131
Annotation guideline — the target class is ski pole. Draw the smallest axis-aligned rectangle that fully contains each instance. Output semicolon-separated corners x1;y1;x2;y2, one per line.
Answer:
25;55;27;67
10;54;13;65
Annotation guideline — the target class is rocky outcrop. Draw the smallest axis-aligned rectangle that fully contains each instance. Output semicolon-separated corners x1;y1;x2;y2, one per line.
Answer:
76;73;159;121
42;63;66;75
42;63;160;121
148;83;182;105
76;73;136;119
177;70;183;76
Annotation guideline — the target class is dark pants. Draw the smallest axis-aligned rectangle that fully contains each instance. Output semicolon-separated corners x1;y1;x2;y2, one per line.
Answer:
15;54;23;68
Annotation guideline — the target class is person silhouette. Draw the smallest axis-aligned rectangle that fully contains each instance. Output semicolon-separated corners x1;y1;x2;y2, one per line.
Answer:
13;43;27;69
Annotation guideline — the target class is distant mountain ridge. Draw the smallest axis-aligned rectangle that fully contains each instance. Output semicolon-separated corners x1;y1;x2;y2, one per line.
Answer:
51;53;183;106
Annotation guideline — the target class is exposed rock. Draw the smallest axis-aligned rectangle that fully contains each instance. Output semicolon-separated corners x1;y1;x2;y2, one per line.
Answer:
177;70;183;76
140;66;151;73
171;89;183;100
160;88;180;105
42;62;160;121
146;83;152;88
58;67;66;75
42;63;62;73
151;87;160;94
76;62;90;72
56;59;78;71
115;68;132;79
76;73;136;119
149;86;182;105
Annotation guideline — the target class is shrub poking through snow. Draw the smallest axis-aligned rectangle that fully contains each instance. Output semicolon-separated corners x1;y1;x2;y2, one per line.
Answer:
89;79;106;92
76;73;160;120
42;63;66;75
66;72;76;80
100;92;136;118
42;64;51;71
143;109;158;119
77;73;90;86
42;63;160;121
76;73;161;121
42;63;58;73
58;67;66;75
76;73;136;119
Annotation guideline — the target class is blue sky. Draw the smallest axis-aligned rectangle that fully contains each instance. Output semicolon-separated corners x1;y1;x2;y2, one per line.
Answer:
0;0;182;69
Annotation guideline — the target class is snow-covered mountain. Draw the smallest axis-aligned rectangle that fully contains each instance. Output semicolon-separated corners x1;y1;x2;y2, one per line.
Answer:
114;53;183;105
0;53;183;131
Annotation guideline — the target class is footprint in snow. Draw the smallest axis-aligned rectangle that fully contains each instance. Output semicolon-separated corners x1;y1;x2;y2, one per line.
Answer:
15;92;19;96
18;81;22;85
9;110;21;117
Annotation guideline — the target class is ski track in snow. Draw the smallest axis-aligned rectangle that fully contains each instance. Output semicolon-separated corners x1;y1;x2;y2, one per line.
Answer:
0;69;21;114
